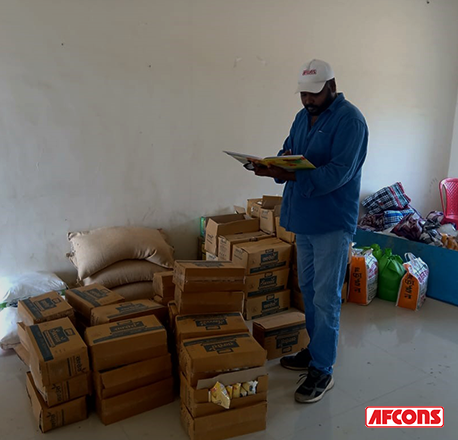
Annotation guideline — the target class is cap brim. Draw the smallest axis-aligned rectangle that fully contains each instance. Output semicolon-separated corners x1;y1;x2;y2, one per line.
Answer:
295;81;326;94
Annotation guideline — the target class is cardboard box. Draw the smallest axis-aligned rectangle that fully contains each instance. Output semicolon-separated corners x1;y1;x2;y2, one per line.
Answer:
90;299;167;326
94;354;172;399
84;315;168;371
168;301;179;332
17;321;30;351
244;268;290;298
179;333;266;386
289;266;300;292
246;198;262;217
197;236;205;260
252;311;308;360
205;252;218;261
232;238;292;275
175;312;248;344
180;367;268;418
26;372;87;433
275;216;296;244
65;284;124;319
173;261;245;293
32;372;92;408
18;291;74;326
244;289;291;320
181;401;267;440
218;231;270;261
291;290;305;313
252;196;282;234
153;271;175;298
96;377;174;425
205;214;260;255
175;288;244;315
153;294;174;306
25;317;90;387
14;343;30;366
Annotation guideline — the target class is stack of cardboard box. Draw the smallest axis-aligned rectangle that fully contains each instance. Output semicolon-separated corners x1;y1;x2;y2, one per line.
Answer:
179;330;268;440
84;314;174;425
152;271;175;305
173;261;246;315
17;292;91;433
232;237;292;320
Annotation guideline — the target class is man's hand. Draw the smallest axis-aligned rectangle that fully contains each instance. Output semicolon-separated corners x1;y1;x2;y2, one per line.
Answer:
253;163;296;181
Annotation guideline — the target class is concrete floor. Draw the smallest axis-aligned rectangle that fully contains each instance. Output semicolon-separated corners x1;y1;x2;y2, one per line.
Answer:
1;297;457;440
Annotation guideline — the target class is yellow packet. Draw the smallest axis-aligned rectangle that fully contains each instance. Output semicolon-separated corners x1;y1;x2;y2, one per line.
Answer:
226;385;233;399
232;383;241;399
210;382;230;409
242;380;258;396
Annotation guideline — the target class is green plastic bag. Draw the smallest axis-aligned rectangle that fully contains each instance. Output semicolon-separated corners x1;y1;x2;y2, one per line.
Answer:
377;249;406;302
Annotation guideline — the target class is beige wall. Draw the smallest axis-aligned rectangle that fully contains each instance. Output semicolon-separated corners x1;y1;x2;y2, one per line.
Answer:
449;93;458;178
1;0;458;281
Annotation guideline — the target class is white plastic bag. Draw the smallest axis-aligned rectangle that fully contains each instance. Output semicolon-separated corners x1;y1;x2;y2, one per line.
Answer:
0;272;67;309
0;307;20;350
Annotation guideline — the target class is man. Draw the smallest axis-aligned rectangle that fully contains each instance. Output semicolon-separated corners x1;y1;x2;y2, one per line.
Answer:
252;59;368;403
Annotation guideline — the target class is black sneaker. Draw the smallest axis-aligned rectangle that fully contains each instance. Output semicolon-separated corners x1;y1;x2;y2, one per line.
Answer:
295;367;334;403
280;348;312;371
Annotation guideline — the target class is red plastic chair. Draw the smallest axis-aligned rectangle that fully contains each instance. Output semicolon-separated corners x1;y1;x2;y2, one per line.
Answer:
439;178;458;225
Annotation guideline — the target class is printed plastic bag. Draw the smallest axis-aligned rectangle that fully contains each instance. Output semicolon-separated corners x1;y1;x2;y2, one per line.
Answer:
377;249;406;302
396;253;429;311
392;213;425;242
348;249;378;305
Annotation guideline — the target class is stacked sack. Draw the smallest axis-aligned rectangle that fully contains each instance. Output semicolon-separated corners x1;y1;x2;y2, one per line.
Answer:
67;226;175;301
16;291;90;433
170;260;269;440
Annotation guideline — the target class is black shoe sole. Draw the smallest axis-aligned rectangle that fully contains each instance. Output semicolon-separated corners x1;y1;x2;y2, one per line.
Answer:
280;361;309;371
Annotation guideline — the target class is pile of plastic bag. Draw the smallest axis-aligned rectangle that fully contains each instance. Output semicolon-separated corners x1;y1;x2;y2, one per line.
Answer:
348;245;429;311
358;183;457;248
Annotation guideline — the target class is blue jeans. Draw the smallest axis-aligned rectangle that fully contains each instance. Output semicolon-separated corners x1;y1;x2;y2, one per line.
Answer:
296;230;352;375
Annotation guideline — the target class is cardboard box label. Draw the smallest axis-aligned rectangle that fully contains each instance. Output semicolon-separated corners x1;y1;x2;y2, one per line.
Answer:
184;333;249;354
21;295;62;319
91;320;164;344
68;287;112;307
245;290;290;320
29;324;77;362
245;269;289;297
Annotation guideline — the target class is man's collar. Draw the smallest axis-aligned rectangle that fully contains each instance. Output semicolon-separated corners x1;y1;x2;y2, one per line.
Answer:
327;93;345;112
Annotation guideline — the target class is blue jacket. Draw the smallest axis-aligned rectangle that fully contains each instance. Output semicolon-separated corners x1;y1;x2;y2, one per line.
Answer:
278;93;368;235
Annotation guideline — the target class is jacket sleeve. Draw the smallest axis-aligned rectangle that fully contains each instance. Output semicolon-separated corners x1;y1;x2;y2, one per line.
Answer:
295;118;367;197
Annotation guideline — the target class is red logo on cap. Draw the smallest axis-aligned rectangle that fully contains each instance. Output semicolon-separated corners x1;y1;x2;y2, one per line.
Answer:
302;69;317;76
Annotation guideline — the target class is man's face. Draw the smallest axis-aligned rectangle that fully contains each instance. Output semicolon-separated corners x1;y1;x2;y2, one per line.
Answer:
300;80;336;116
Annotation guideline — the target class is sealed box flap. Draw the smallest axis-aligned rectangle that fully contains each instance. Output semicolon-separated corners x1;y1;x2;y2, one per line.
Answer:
220;231;269;244
261;196;282;209
174;261;245;281
182;333;266;372
85;315;166;347
196;366;267;390
98;355;171;389
235;237;288;253
26;317;86;363
91;300;164;322
18;291;73;324
253;311;306;332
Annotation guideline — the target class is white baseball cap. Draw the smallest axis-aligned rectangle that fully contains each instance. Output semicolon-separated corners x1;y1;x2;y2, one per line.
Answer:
296;59;335;94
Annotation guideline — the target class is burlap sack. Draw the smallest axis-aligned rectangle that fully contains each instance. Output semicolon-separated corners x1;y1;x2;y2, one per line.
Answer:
67;227;175;280
112;282;154;301
83;260;165;289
